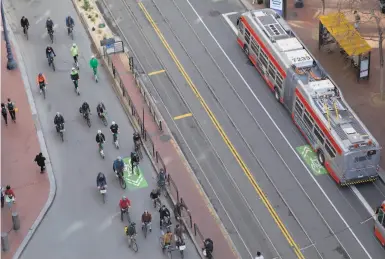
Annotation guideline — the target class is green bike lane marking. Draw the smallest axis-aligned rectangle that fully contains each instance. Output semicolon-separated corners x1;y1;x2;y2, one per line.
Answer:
123;157;148;189
296;145;328;176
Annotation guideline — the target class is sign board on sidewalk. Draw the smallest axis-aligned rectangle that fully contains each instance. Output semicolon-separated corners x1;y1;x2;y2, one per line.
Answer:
270;0;283;16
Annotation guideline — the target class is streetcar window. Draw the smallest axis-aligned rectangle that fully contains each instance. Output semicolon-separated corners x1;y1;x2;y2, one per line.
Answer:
245;28;250;44
325;140;336;158
238;20;244;34
250;38;259;55
268;62;276;80
259;51;268;67
354;156;371;163
304;110;314;124
314;125;325;144
303;113;313;130
378;209;384;224
295;101;302;115
276;74;283;89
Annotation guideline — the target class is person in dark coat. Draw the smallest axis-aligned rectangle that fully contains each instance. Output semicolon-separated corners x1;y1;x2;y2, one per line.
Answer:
34;152;46;173
1;103;7;125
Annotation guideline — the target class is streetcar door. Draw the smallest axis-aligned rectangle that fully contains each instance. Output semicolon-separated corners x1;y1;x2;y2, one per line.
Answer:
375;208;385;246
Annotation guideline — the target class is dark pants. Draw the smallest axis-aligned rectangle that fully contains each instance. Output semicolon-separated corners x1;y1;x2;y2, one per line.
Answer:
2;112;7;125
73;55;78;64
9;110;16;121
1;195;4;208
39;164;46;173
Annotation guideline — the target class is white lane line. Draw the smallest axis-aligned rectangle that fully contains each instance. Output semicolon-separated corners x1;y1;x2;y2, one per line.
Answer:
35;10;51;25
59;221;85;241
221;7;378;229
221;12;238;34
190;4;373;258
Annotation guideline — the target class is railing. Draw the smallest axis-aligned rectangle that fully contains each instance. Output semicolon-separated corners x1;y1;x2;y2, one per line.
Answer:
103;50;209;255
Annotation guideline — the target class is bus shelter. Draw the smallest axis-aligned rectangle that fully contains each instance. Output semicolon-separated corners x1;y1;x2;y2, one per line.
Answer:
318;12;371;81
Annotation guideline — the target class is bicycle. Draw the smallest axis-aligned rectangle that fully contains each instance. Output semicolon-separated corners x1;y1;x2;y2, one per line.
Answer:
117;171;126;189
153;197;162;209
48;29;54;43
112;132;119;149
57;123;65;142
142;222;150;238
98;142;105;159
99;112;108;126
121;207;131;223
134;140;143;160
68;25;74;40
72;79;80;95
39;82;47;99
92;67;98;82
48;54;55;71
23;26;28;40
83;112;91;127
161;216;172;233
159;237;173;258
127;234;138;252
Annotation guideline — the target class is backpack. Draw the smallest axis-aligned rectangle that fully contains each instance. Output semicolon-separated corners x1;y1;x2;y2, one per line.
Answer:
7;102;14;111
1;106;6;115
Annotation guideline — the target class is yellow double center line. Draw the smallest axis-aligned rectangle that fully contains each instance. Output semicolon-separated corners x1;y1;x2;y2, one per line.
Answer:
138;3;304;258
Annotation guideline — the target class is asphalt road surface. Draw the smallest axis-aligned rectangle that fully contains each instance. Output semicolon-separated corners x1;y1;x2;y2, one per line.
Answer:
5;0;200;258
99;0;385;258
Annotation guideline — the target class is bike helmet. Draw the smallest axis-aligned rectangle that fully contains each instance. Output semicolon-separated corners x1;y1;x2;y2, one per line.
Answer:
112;121;115;125
91;55;95;59
56;112;60;116
39;73;43;76
97;130;101;134
117;156;122;160
22;16;25;19
47;17;51;21
72;43;76;47
122;195;127;200
72;67;76;71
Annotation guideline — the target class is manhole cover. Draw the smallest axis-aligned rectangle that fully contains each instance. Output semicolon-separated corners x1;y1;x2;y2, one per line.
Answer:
160;134;171;142
209;10;221;17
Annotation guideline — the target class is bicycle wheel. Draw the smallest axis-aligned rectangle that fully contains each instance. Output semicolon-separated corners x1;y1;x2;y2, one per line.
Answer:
131;240;138;252
87;117;91;128
52;61;56;71
167;248;173;259
119;176;126;189
159;237;164;250
60;131;64;142
143;224;147;238
50;33;53;43
102;117;108;126
42;88;46;99
71;31;74;40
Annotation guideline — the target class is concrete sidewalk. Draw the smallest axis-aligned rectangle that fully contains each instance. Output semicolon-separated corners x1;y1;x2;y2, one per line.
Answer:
1;39;50;258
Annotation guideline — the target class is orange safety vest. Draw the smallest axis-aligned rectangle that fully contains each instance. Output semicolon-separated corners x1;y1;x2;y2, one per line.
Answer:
37;75;47;84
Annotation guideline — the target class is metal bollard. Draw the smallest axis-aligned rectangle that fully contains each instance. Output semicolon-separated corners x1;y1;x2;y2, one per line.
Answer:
12;212;20;230
1;232;9;252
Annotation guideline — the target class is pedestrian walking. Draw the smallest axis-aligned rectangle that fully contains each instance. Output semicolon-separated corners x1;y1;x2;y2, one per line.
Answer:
1;186;5;208
7;98;16;122
255;251;264;259
34;152;46;173
353;10;361;30
1;103;8;125
4;185;15;210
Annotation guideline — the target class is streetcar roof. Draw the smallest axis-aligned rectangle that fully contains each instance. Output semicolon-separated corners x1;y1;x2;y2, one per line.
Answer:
241;9;379;151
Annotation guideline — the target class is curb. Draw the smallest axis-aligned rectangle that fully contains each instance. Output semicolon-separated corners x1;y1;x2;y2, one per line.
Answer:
3;12;58;259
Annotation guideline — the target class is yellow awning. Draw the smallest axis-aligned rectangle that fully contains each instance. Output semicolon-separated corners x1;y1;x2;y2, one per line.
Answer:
319;12;371;56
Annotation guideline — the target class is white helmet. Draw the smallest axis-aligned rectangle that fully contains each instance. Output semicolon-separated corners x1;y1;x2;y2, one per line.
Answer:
97;130;101;134
72;43;76;47
72;67;76;71
117;156;122;160
56;112;60;116
112;121;115;125
91;55;95;59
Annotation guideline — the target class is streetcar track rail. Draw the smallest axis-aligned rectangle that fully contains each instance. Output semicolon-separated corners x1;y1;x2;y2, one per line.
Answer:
99;0;376;258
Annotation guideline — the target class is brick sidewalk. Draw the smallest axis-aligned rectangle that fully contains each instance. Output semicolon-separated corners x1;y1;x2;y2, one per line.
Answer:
1;40;49;258
245;1;385;169
109;54;238;259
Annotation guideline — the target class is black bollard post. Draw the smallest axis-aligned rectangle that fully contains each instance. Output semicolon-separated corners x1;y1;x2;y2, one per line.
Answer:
1;232;9;252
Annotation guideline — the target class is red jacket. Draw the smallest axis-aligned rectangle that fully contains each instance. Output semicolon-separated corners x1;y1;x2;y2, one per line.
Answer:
119;199;131;209
4;189;15;197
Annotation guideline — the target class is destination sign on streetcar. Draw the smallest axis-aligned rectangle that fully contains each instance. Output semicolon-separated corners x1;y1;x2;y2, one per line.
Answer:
236;9;381;186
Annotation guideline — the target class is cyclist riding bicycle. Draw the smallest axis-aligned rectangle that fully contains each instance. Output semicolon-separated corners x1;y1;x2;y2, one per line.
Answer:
36;73;47;92
96;102;106;118
71;43;79;65
133;132;141;148
119;195;131;219
96;172;107;188
70;67;79;87
141;210;152;232
89;55;99;81
95;129;105;146
20;16;29;34
150;188;161;206
130;151;140;173
113;156;125;177
45;46;56;63
110;121;119;134
158;168;166;187
65;15;75;35
46;17;54;34
125;222;136;239
159;205;171;228
79;101;90;117
54;112;65;132
162;230;173;249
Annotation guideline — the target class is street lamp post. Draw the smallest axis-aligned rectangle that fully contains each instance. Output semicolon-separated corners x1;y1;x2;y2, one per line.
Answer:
1;0;17;70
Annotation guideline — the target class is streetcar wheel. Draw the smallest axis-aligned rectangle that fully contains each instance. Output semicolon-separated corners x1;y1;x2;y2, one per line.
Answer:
243;45;249;56
274;87;280;102
317;150;325;166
